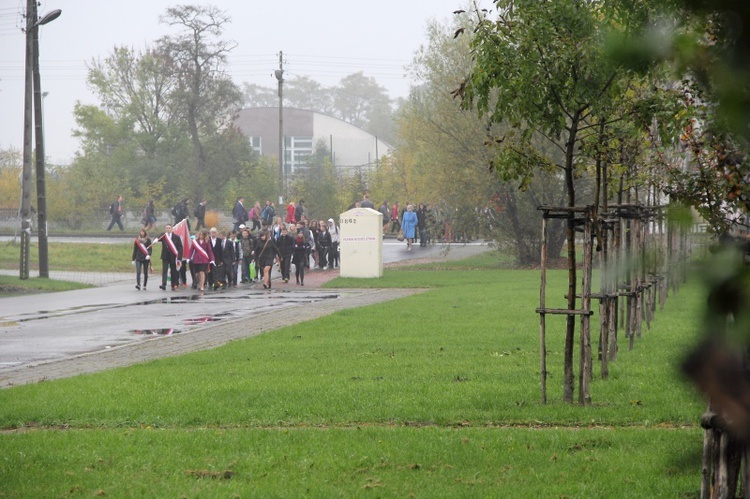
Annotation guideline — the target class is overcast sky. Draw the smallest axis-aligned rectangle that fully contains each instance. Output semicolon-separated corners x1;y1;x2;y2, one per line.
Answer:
0;0;487;165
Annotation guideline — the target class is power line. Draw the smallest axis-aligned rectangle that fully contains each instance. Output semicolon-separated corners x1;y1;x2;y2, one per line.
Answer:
0;52;415;93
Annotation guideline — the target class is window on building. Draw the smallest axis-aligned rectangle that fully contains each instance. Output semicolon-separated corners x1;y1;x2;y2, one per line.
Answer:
249;136;262;155
284;136;313;173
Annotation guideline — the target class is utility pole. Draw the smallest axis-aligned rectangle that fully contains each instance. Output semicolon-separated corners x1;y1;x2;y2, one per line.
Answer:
32;8;53;278
275;51;284;205
19;0;35;280
19;1;60;279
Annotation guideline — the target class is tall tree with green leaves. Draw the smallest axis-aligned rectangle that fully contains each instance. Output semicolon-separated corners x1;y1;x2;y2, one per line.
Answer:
62;5;249;220
87;46;177;159
0;146;22;209
158;4;243;199
241;82;278;108
397;12;568;262
240;72;397;145
70;103;142;207
459;0;646;402
398;33;499;242
285;76;334;115
334;72;391;131
81;45;187;205
609;0;750;234
225;154;278;211
287;140;342;220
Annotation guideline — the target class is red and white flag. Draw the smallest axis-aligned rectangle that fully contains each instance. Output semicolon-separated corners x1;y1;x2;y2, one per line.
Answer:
134;238;150;257
173;219;191;259
160;232;179;258
191;240;209;261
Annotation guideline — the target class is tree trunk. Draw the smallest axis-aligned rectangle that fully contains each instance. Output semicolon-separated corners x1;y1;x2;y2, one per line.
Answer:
563;111;581;403
187;56;207;200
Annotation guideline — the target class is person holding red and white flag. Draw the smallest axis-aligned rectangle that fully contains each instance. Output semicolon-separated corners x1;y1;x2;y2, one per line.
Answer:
157;223;183;291
131;228;152;290
190;229;215;292
172;219;192;288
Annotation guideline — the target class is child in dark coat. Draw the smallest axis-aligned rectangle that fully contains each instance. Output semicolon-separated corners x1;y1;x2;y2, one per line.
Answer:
292;232;311;286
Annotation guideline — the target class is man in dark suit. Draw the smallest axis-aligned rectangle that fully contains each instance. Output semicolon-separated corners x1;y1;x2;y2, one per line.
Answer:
294;199;305;224
158;223;183;291
194;199;207;230
232;197;248;231
173;198;190;230
221;230;238;287
208;227;223;290
360;192;375;209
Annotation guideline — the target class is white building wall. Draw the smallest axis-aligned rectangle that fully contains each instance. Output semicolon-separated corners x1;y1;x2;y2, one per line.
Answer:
313;114;394;169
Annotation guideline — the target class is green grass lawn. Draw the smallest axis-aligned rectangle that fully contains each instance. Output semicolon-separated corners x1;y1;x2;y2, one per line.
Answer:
0;252;708;497
0;240;134;273
0;275;90;296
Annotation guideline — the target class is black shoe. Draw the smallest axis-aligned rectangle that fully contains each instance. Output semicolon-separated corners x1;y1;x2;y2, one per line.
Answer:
159;285;166;290
135;284;140;290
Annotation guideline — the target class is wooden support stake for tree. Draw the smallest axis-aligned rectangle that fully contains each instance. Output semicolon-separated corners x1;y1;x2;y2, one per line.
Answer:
610;219;620;362
635;215;645;338
598;219;610;379
701;427;713;499
627;217;636;351
659;209;668;311
742;447;749;499
608;296;618;361
539;214;548;404
578;208;593;405
718;431;729;498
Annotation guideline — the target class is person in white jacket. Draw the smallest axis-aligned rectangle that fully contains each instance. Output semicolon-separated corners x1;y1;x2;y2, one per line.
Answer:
327;218;340;268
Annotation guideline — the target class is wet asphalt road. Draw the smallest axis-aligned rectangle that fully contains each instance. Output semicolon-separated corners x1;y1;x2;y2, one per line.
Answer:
0;238;490;385
0;284;348;370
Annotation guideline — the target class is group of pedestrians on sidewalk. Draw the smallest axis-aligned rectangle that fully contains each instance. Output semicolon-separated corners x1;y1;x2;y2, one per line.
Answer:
130;214;340;291
124;191;447;294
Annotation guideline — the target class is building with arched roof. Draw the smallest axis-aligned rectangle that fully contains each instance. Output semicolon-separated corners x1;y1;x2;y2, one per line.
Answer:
234;107;395;176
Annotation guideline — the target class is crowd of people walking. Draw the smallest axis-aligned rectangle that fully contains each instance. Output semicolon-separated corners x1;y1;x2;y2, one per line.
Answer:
128;196;343;292
122;193;439;291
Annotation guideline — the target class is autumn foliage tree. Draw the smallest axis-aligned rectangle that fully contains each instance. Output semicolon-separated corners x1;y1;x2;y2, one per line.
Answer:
458;0;655;402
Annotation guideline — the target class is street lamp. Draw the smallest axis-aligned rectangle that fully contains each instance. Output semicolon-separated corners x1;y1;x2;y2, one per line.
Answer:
33;8;60;278
19;1;61;279
275;51;284;206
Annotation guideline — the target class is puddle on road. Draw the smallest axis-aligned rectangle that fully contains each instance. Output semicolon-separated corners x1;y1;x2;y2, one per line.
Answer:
15;291;343;330
131;328;180;335
183;311;233;325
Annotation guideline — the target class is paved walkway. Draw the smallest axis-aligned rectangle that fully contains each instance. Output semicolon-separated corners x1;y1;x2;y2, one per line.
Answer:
0;269;131;286
1;243;492;388
0;286;422;388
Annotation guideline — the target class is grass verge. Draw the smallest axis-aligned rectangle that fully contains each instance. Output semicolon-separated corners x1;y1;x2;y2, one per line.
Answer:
0;241;133;273
0;275;90;296
0;252;707;497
